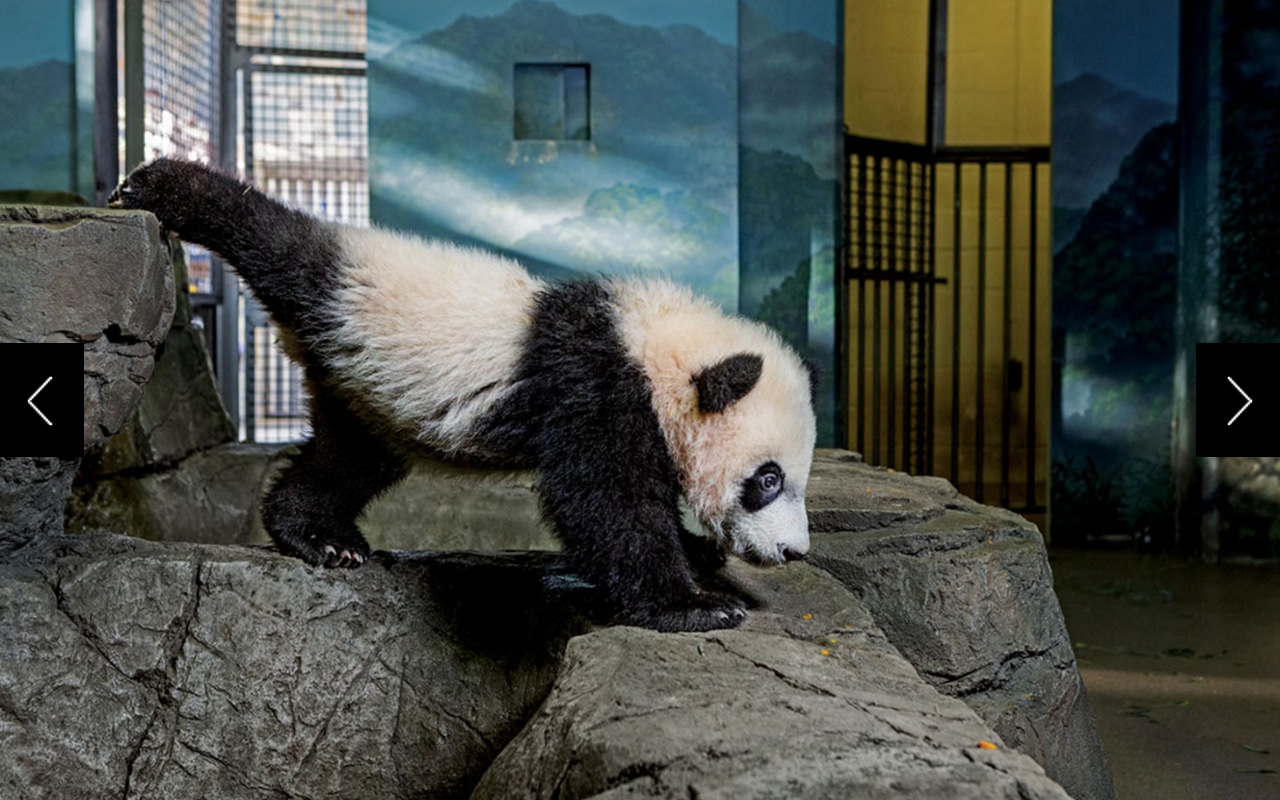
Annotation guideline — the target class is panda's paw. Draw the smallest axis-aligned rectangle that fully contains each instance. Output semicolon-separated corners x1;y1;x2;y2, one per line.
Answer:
279;532;371;569
623;591;747;632
318;543;370;569
110;158;181;210
109;158;222;232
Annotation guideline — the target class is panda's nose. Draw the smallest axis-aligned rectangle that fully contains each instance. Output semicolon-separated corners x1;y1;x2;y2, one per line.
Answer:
780;545;806;562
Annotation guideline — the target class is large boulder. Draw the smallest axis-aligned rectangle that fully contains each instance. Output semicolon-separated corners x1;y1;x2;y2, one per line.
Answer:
69;445;557;552
0;206;174;449
1216;456;1280;555
0;533;593;800
474;559;1071;800
0;206;173;555
69;443;285;545
0;532;1072;800
63;449;1111;798
806;452;1112;800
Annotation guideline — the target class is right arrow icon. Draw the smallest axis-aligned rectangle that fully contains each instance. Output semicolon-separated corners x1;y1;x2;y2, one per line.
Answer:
1227;376;1252;426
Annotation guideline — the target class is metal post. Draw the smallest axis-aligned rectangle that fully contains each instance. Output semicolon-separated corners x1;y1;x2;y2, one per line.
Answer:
975;162;987;503
887;159;898;468
1027;164;1039;510
92;0;118;207
1001;164;1013;508
123;0;145;170
950;164;962;485
216;0;243;431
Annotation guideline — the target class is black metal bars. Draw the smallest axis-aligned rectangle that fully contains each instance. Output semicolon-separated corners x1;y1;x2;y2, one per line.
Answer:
844;133;1049;514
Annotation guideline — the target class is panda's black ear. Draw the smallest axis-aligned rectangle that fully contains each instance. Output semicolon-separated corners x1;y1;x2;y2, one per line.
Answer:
693;353;763;414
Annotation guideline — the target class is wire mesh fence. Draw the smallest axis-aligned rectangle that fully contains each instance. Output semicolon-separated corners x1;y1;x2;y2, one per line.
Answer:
142;0;222;296
235;0;365;54
235;1;368;442
247;70;368;225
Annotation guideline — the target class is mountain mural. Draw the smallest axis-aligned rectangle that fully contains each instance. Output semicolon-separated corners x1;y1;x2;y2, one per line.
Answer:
1052;122;1179;544
1052;73;1175;251
0;59;74;193
369;0;739;304
739;8;841;182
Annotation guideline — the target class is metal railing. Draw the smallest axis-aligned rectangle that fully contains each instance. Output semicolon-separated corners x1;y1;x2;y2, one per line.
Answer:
845;134;1050;513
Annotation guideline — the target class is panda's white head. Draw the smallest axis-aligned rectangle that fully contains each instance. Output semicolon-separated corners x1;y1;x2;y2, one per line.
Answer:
684;349;817;565
612;280;818;566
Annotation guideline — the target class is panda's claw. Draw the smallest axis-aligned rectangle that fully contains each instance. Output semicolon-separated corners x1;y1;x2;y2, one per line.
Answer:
307;541;370;569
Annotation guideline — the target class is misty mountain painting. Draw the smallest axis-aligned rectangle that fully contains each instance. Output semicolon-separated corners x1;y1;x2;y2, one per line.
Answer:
366;0;740;308
1051;0;1180;544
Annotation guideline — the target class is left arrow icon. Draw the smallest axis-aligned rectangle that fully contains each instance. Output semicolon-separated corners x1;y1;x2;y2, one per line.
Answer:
28;376;52;426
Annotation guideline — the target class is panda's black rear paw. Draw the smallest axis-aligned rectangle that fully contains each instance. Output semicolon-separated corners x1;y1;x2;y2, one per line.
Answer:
109;158;224;233
110;158;179;210
317;543;370;569
619;591;747;632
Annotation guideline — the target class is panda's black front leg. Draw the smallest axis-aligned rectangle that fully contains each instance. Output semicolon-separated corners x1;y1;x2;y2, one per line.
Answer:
535;421;744;632
263;388;408;568
544;486;746;632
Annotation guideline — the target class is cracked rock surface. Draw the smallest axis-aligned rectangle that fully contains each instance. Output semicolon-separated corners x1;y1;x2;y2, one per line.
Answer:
0;532;1075;800
0;206;174;555
0;533;593;800
806;452;1111;800
0;206;174;450
473;557;1072;800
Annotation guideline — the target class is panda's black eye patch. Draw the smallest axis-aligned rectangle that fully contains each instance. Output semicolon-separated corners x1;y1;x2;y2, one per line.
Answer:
741;461;785;512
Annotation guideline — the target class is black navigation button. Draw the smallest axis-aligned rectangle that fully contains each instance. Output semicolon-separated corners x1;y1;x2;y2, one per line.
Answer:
2;344;83;457
1197;343;1280;456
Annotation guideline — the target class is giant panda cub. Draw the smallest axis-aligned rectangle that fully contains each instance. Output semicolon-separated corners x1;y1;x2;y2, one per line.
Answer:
111;158;817;632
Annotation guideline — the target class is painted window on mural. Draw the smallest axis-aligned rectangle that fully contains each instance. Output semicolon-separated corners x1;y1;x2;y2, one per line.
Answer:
513;63;589;141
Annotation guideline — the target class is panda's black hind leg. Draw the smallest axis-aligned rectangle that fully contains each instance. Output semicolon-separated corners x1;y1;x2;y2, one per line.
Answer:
262;390;407;569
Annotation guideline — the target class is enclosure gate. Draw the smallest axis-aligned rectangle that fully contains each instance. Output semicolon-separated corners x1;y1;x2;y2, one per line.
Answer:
844;134;1050;515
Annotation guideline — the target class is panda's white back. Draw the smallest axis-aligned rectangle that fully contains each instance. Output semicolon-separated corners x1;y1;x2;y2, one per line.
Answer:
324;225;545;457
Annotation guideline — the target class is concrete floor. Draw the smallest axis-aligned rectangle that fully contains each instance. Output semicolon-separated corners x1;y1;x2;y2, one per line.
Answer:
1052;550;1280;800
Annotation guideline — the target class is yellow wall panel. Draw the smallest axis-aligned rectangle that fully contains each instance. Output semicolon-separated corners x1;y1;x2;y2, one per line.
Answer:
946;0;1051;146
844;0;931;143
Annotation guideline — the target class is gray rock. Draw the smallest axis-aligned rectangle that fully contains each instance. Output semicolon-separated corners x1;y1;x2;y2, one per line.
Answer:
0;206;173;551
0;532;594;800
362;464;556;553
1220;457;1280;519
473;562;1072;800
0;458;79;557
0;206;174;450
806;452;1111;800
89;242;235;472
71;445;557;552
69;443;285;545
0;532;1072;800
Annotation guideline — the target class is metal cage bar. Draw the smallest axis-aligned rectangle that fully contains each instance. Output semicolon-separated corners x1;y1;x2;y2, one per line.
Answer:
844;134;1049;515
